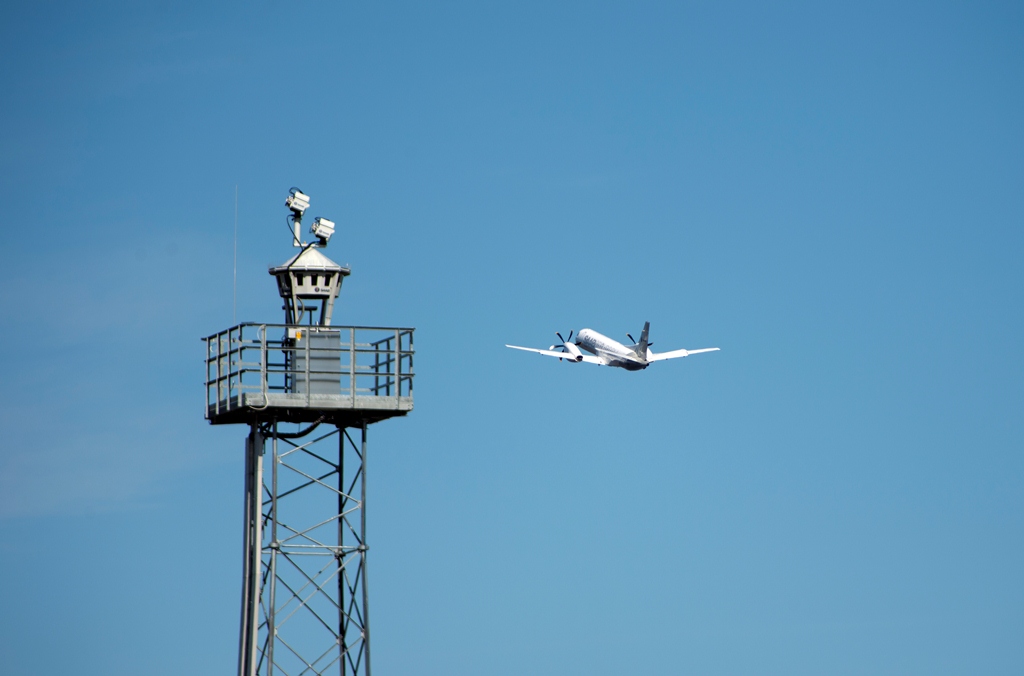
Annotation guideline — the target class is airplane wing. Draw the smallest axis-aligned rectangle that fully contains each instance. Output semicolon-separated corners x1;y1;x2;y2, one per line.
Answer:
647;347;720;362
506;345;605;365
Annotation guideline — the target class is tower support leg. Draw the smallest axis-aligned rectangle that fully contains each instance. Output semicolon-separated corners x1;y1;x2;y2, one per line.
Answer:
239;424;264;676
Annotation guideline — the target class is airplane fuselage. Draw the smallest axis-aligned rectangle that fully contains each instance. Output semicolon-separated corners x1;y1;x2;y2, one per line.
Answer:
575;328;648;371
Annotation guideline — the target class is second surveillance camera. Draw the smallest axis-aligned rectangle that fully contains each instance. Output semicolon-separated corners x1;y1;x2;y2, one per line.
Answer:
311;217;335;245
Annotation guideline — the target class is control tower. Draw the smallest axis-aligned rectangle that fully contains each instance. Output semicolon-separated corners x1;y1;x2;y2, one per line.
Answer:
204;189;413;676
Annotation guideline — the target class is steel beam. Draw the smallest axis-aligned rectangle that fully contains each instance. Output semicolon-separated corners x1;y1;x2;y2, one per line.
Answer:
237;421;372;676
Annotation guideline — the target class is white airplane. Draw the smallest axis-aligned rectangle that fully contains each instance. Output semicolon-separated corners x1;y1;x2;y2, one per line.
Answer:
506;322;719;371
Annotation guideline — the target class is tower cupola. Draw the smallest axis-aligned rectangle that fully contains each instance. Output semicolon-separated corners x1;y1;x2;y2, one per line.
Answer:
269;246;350;325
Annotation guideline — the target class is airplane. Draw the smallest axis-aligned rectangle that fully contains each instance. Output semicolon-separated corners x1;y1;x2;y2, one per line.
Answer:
506;321;719;371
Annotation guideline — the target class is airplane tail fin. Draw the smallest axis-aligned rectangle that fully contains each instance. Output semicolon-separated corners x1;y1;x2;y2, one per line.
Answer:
634;321;650;359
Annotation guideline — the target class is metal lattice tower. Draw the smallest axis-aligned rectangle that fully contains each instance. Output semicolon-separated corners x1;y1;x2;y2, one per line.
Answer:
205;190;413;676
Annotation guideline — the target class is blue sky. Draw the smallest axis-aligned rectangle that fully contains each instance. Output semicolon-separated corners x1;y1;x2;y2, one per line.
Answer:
1;1;1022;674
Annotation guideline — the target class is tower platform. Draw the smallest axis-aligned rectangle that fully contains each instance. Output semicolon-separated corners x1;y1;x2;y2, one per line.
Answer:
204;323;414;426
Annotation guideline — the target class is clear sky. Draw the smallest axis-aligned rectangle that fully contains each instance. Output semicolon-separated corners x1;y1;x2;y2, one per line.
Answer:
1;2;1022;674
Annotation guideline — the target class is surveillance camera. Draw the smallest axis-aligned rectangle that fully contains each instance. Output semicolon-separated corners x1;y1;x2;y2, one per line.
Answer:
311;217;335;245
285;189;310;216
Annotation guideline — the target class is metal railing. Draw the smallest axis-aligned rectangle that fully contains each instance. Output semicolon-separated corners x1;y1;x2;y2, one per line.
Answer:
204;323;414;418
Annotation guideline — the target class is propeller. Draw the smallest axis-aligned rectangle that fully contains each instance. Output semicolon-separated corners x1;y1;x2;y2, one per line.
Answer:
549;330;576;359
627;333;653;348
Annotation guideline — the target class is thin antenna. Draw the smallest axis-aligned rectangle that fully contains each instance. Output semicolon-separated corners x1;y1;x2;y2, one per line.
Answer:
233;185;238;325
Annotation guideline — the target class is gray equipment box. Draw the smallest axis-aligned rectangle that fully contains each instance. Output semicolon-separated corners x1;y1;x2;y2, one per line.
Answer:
288;329;342;395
